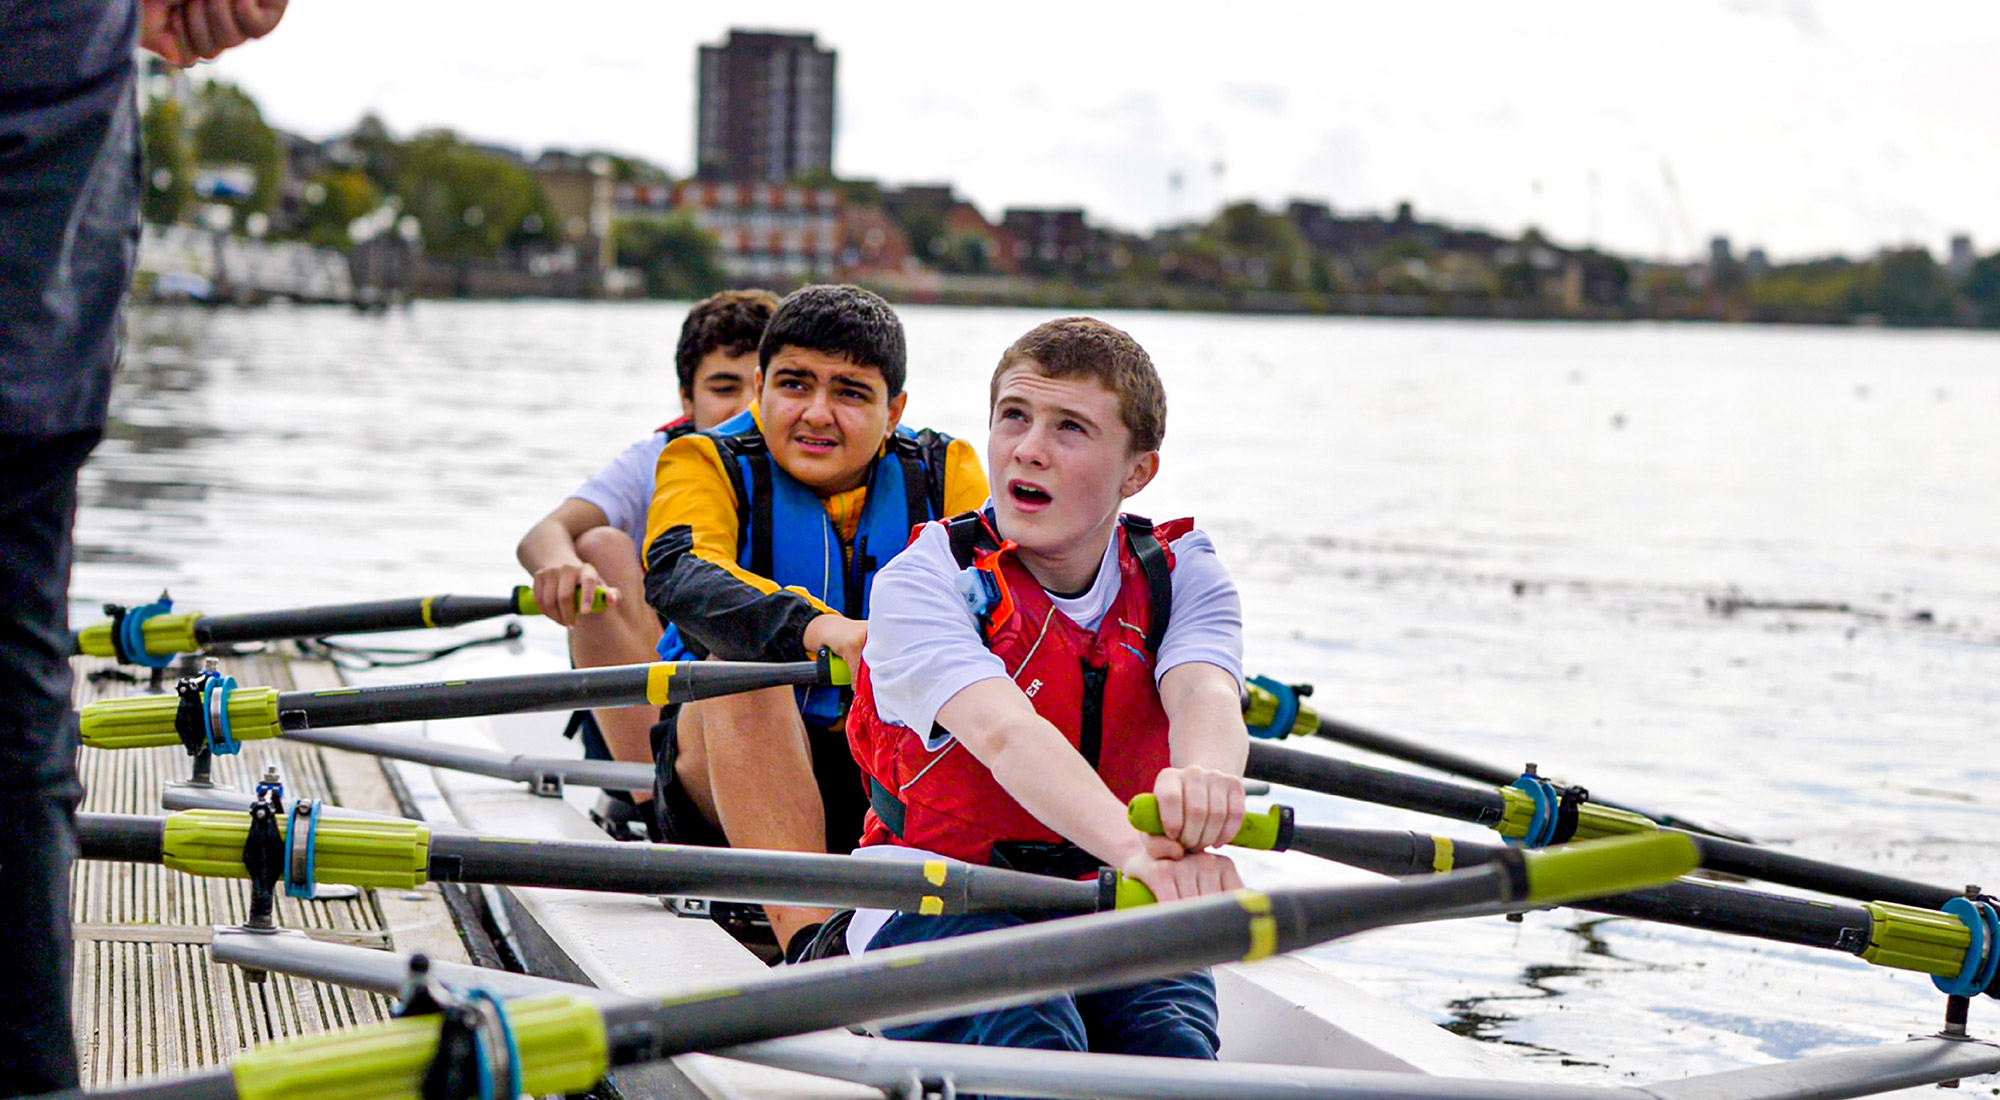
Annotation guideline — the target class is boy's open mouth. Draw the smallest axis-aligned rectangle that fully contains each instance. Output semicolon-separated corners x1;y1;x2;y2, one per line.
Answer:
794;433;839;453
1009;481;1052;506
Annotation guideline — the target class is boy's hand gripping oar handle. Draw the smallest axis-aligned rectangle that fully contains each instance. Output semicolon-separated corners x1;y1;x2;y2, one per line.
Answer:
512;585;612;617
1127;794;1294;851
76;652;854;752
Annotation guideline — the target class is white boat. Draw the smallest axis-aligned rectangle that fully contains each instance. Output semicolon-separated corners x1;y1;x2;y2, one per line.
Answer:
193;640;2000;1100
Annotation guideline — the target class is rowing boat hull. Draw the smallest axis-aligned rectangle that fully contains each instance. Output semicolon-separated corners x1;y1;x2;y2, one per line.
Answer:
346;644;1538;1096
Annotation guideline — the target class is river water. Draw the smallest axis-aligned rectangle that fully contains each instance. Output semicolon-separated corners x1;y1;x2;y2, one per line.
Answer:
75;302;2000;1090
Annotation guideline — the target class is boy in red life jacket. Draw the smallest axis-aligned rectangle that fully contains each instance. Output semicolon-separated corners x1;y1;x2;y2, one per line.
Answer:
514;290;771;816
841;317;1248;1060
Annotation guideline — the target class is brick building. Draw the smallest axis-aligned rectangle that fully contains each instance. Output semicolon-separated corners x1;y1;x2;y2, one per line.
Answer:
696;30;836;183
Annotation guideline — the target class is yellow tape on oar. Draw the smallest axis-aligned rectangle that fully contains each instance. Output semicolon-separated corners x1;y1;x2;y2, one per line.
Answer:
162;809;431;889
75;611;203;659
231;992;607;1100
79;686;282;751
1519;832;1701;907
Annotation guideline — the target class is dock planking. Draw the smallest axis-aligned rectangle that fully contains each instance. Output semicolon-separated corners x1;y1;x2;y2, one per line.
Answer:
66;650;466;1087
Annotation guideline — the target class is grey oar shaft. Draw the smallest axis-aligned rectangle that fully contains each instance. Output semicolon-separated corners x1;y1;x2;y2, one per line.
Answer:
1253;741;1959;910
284;726;655;791
427;833;1100;916
600;869;1514;1060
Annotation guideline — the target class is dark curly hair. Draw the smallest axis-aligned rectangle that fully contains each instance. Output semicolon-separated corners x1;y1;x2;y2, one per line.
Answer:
759;285;908;396
674;289;780;395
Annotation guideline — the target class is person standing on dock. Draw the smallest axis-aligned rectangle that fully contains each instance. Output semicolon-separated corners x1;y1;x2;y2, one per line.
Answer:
843;317;1248;1059
0;0;285;1092
515;289;773;828
642;284;988;952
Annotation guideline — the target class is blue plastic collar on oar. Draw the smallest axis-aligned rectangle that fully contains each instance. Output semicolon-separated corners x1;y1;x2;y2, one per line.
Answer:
464;988;524;1100
1936;896;2000;997
283;798;323;899
112;596;178;669
200;670;241;755
1509;771;1564;848
1246;675;1301;740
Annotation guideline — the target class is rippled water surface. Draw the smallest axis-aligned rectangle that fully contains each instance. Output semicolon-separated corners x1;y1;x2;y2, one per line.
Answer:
78;302;2000;1091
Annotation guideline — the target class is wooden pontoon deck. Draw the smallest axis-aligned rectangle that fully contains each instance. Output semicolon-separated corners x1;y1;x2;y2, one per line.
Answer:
66;652;469;1088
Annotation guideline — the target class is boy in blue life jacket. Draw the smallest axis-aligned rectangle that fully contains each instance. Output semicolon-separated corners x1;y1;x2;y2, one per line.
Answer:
515;290;772;826
843;317;1248;1060
641;284;988;951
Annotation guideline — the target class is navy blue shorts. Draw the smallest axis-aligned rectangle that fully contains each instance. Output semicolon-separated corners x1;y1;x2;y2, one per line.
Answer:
868;911;1220;1067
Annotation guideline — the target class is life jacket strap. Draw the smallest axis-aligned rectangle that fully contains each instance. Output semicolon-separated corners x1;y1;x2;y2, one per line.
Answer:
867;775;907;839
1120;515;1174;654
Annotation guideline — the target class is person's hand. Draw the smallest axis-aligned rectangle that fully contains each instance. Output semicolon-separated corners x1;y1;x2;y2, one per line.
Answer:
140;0;288;67
802;613;866;671
1118;834;1242;903
1150;765;1247;853
531;561;615;628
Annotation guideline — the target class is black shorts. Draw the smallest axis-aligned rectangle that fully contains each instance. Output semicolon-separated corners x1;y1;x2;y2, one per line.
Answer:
649;702;868;855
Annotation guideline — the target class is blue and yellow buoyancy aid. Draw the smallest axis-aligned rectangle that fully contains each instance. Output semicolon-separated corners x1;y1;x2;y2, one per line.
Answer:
658;407;954;724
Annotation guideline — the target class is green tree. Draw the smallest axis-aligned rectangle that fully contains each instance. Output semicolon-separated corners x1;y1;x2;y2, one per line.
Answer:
140;97;194;226
1746;259;1862;318
1963;253;2000;325
1863;248;1953;323
190;81;281;228
347;113;403;195
396;130;555;260
615;214;724;298
295;168;382;249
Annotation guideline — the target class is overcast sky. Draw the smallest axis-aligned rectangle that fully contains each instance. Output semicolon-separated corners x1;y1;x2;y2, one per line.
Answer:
202;0;2000;262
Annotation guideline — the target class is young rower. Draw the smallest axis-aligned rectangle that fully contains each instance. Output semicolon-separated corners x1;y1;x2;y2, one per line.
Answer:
841;317;1247;1058
515;289;774;809
642;284;988;950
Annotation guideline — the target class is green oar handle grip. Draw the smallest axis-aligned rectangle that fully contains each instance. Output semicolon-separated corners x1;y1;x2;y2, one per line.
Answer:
818;648;852;687
1127;794;1293;851
1107;872;1158;908
162;808;432;888
228;991;608;1100
1518;832;1702;906
514;585;613;617
78;686;283;751
74;610;203;659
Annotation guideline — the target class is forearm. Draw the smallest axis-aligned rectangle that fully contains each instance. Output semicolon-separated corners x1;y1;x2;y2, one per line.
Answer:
939;681;1150;868
516;518;581;573
643;526;824;660
1161;662;1249;775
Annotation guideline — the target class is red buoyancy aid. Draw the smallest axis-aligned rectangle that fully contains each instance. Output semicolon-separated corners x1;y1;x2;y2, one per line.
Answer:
846;510;1193;867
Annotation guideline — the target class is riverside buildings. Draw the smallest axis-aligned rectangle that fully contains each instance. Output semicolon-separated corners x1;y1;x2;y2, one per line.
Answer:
696;31;836;184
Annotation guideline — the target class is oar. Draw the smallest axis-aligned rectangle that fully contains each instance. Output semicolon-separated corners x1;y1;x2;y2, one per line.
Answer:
72;586;606;664
1245;677;1753;841
208;933;2000;1100
35;832;1698;1100
75;653;848;752
1243;740;1966;910
1131;794;2000;1000
73;809;1141;917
